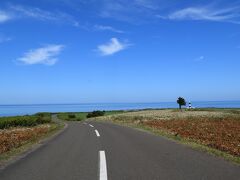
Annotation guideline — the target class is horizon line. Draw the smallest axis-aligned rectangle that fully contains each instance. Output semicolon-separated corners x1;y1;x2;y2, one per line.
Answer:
0;100;240;106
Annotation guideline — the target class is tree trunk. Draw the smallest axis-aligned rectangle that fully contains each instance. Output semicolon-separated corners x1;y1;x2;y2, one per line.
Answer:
179;104;181;109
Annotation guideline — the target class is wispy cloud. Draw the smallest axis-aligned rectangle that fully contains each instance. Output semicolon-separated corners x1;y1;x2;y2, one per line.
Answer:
134;0;159;10
94;24;124;33
17;44;64;65
47;0;162;23
99;0;161;23
10;5;57;21
195;56;205;62
0;11;11;23
8;5;79;27
97;38;130;56
159;6;240;24
0;34;12;43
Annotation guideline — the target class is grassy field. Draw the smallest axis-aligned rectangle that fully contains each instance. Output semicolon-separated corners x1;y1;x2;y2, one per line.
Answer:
57;110;125;121
92;108;240;164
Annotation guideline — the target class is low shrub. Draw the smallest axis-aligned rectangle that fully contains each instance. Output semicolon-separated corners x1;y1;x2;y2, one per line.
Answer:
36;113;51;124
0;113;52;129
0;116;37;129
68;114;76;119
87;111;105;118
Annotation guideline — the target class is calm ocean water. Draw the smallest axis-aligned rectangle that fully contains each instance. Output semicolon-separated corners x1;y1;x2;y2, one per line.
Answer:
0;101;240;117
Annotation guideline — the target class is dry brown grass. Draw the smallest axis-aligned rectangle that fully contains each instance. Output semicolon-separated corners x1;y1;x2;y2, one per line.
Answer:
144;117;240;156
0;124;51;154
96;109;240;157
103;109;234;121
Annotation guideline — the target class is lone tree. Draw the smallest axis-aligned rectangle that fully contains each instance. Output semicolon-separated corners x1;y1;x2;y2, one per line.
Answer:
177;97;186;109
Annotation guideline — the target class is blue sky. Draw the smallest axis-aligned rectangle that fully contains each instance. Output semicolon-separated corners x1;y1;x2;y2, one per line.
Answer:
0;0;240;104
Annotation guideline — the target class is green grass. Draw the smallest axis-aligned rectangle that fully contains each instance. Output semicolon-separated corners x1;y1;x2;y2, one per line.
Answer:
0;113;51;129
57;110;126;121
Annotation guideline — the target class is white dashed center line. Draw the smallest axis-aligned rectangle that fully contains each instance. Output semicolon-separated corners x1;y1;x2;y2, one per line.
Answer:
99;151;108;180
89;124;94;128
95;130;100;137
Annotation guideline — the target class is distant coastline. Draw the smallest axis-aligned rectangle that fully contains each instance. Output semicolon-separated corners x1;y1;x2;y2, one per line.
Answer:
0;101;240;117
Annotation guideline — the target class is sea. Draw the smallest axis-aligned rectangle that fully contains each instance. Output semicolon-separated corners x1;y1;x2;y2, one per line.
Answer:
0;101;240;117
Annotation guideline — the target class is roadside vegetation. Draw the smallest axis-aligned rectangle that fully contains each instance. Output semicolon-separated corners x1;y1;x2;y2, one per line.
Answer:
87;111;105;118
0;113;51;129
57;112;88;121
92;108;240;164
57;110;125;121
0;113;63;164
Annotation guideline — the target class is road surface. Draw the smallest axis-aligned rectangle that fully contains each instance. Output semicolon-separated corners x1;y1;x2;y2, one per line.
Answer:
0;120;239;180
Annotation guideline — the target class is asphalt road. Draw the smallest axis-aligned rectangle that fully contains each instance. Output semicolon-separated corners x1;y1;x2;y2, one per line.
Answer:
0;120;239;180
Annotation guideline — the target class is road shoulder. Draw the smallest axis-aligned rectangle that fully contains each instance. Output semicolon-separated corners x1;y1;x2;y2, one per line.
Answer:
92;119;240;165
0;116;67;170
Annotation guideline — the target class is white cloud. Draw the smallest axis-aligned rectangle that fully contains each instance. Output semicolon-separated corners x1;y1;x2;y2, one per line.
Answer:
9;5;79;26
94;25;124;33
0;11;11;23
161;6;240;24
18;44;64;65
97;38;130;56
195;56;205;62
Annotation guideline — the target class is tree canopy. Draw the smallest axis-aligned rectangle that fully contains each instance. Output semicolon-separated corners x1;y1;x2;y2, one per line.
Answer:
177;97;186;109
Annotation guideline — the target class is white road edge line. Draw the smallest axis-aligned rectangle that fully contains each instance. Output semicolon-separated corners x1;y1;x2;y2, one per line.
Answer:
99;151;108;180
89;124;94;128
95;130;100;137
